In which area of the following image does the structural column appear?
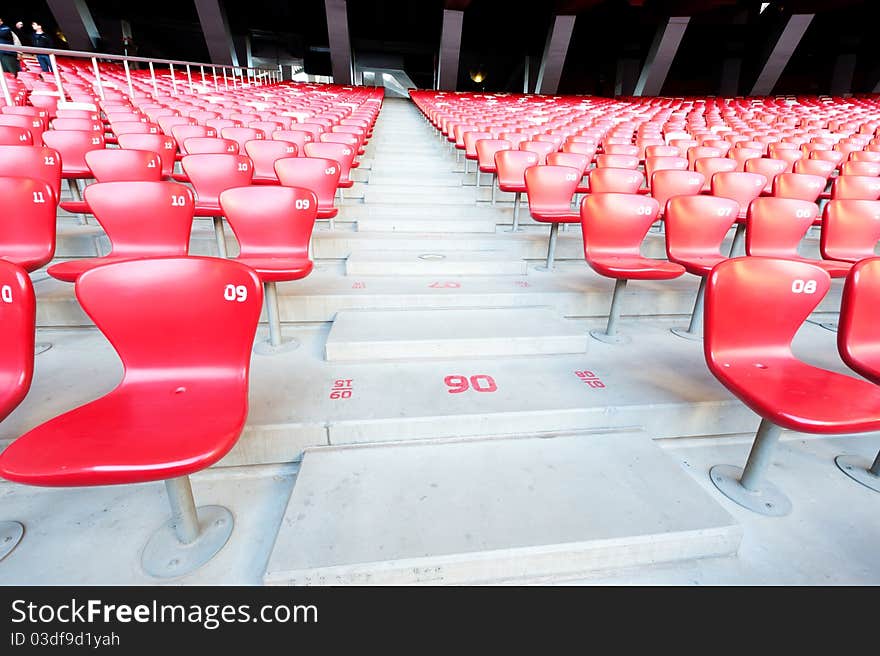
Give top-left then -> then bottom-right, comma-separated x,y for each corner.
46,0 -> 101,51
750,13 -> 814,96
633,16 -> 690,97
534,15 -> 576,95
325,0 -> 353,85
193,0 -> 238,65
437,9 -> 464,91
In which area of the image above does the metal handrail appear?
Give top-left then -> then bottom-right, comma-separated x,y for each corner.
0,42 -> 284,106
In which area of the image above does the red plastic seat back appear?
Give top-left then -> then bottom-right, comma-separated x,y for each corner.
272,129 -> 312,156
596,154 -> 639,169
171,124 -> 216,151
495,150 -> 539,192
84,181 -> 194,257
476,139 -> 512,173
838,257 -> 880,384
524,165 -> 581,218
820,200 -> 880,263
219,186 -> 318,261
181,154 -> 253,207
794,157 -> 836,179
746,198 -> 819,257
183,137 -> 239,155
304,142 -> 355,183
695,157 -> 738,191
42,130 -> 105,176
0,146 -> 62,200
711,171 -> 767,217
772,172 -> 826,202
704,258 -> 831,390
841,161 -> 880,177
463,131 -> 492,158
111,121 -> 160,136
688,146 -> 723,169
589,167 -> 644,194
85,149 -> 163,183
0,125 -> 33,146
75,257 -> 262,378
831,175 -> 880,200
275,157 -> 341,215
645,156 -> 688,185
0,176 -> 57,271
581,193 -> 661,260
221,127 -> 265,154
245,139 -> 297,181
51,118 -> 103,134
520,140 -> 556,164
117,133 -> 177,178
157,115 -> 195,135
0,114 -> 45,139
547,152 -> 589,176
665,195 -> 739,263
562,141 -> 597,158
0,260 -> 34,421
745,157 -> 790,193
650,169 -> 705,215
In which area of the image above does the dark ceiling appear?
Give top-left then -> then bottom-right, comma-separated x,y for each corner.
3,1 -> 880,95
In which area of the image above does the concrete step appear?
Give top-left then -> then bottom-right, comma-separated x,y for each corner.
0,317 -> 852,467
345,250 -> 527,276
324,306 -> 589,361
363,184 -> 477,205
356,216 -> 497,233
34,260 -> 844,326
366,171 -> 463,186
263,430 -> 741,585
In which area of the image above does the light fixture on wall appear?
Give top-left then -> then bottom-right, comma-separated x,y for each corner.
470,69 -> 486,84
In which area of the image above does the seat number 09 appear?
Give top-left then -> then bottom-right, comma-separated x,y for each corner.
791,279 -> 817,294
295,198 -> 310,210
224,284 -> 248,302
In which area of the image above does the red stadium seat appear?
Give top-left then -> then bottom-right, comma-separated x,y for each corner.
745,158 -> 790,194
665,195 -> 739,339
650,169 -> 705,218
710,171 -> 767,256
525,165 -> 581,270
595,154 -> 639,170
794,157 -> 836,180
495,149 -> 539,231
0,125 -> 33,146
820,200 -> 880,263
272,129 -> 312,156
221,127 -> 265,154
831,175 -> 880,200
181,154 -> 254,257
275,157 -> 342,225
462,130 -> 491,176
835,257 -> 880,491
772,172 -> 826,208
0,114 -> 45,141
0,260 -> 35,560
182,137 -> 239,155
588,168 -> 644,194
0,146 -> 62,201
0,257 -> 262,578
476,139 -> 512,203
747,198 -> 851,277
645,156 -> 688,187
304,141 -> 356,192
695,157 -> 738,192
117,133 -> 177,179
47,182 -> 194,282
0,176 -> 57,272
220,186 -> 318,352
520,140 -> 556,165
581,193 -> 685,343
841,161 -> 880,177
85,149 -> 163,182
704,257 -> 880,515
245,139 -> 297,184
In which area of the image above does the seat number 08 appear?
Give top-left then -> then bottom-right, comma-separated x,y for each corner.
791,279 -> 817,294
224,284 -> 248,302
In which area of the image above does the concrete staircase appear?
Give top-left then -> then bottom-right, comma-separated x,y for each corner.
4,96 -> 878,586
